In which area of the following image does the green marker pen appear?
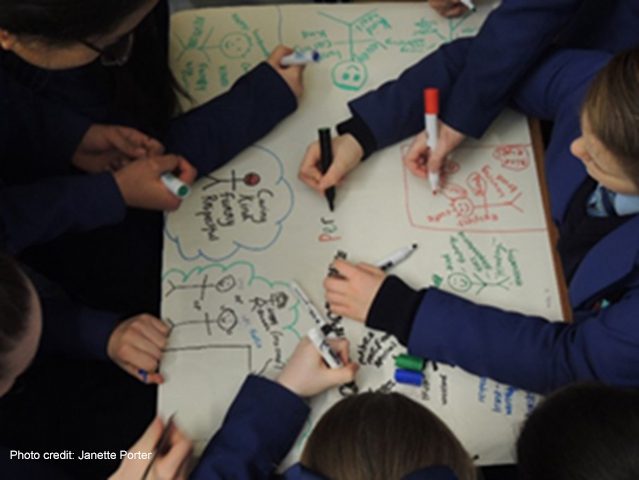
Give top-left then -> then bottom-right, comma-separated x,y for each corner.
161,173 -> 190,199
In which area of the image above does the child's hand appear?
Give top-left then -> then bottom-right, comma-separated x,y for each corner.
107,314 -> 171,384
267,45 -> 304,99
299,133 -> 364,195
73,124 -> 165,173
277,337 -> 358,397
113,155 -> 197,211
428,0 -> 468,17
323,259 -> 386,322
109,417 -> 192,480
404,123 -> 465,180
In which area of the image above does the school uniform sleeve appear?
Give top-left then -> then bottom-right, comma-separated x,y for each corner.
0,173 -> 126,254
37,101 -> 92,174
408,288 -> 639,394
343,38 -> 472,153
29,269 -> 118,361
0,66 -> 91,175
339,1 -> 590,154
441,0 -> 584,138
167,63 -> 297,176
367,278 -> 639,394
191,375 -> 309,480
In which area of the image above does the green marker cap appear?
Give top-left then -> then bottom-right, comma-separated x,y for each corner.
177,185 -> 190,198
395,353 -> 425,372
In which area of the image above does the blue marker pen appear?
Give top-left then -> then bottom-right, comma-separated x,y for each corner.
280,50 -> 321,66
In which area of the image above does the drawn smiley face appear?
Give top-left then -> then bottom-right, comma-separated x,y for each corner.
332,60 -> 368,91
215,274 -> 237,293
220,32 -> 252,59
217,307 -> 238,334
452,197 -> 475,217
447,272 -> 472,293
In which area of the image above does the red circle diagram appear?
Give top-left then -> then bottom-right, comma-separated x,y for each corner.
493,145 -> 530,171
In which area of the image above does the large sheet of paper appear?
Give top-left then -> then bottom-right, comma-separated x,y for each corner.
160,2 -> 564,466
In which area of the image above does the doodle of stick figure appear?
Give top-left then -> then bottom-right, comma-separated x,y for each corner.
203,170 -> 261,191
448,272 -> 510,295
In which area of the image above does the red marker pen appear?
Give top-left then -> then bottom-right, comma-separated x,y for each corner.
424,88 -> 440,194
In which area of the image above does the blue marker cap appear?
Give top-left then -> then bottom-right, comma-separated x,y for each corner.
138,368 -> 149,383
394,368 -> 424,386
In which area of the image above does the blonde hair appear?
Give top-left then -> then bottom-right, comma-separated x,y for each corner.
583,49 -> 639,187
301,392 -> 476,480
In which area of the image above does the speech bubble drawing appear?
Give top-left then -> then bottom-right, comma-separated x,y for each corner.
165,145 -> 295,262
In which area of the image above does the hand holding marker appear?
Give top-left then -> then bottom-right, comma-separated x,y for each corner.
290,281 -> 345,369
161,172 -> 190,199
319,128 -> 336,211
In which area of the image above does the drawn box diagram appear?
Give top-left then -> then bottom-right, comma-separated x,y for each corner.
402,143 -> 547,234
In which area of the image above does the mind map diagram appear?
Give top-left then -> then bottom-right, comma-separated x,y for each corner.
403,143 -> 546,233
291,8 -> 480,92
164,144 -> 294,262
170,6 -> 483,100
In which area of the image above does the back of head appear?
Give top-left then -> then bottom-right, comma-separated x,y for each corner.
0,253 -> 31,381
517,383 -> 639,480
301,392 -> 476,480
583,49 -> 639,188
0,0 -> 146,46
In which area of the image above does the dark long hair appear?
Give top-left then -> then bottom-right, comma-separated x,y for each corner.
302,392 -> 476,480
0,0 -> 183,134
518,383 -> 639,480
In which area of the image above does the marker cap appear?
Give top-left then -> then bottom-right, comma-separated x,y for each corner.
424,88 -> 439,115
395,354 -> 425,372
394,368 -> 424,386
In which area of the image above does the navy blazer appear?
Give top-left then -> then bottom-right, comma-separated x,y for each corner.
192,375 -> 461,480
359,37 -> 639,393
349,1 -> 639,150
349,1 -> 639,146
441,0 -> 639,139
0,61 -> 126,255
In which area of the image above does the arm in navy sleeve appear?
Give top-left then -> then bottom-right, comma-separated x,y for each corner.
29,269 -> 118,361
407,288 -> 639,394
345,38 -> 472,152
368,276 -> 639,394
0,173 -> 126,254
191,375 -> 309,480
0,70 -> 91,177
167,63 -> 297,176
442,0 -> 584,138
342,1 -> 587,152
